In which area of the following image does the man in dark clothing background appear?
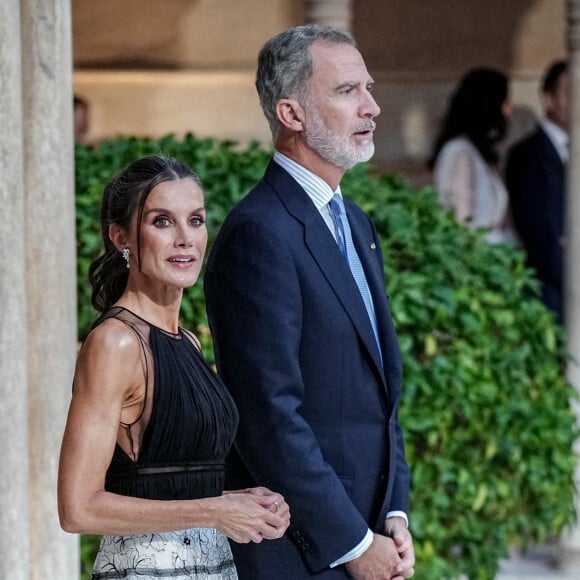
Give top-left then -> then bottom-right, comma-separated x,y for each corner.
506,60 -> 569,323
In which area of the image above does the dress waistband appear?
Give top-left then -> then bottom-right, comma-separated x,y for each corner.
107,460 -> 225,484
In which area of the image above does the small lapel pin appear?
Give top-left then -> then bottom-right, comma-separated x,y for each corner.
370,243 -> 376,250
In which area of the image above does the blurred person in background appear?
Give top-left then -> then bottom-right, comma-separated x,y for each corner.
505,60 -> 569,323
74,94 -> 96,146
429,68 -> 517,245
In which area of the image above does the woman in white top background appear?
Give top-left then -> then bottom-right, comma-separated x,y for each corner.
429,68 -> 518,245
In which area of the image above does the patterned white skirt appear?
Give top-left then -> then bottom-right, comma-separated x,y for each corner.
91,527 -> 238,579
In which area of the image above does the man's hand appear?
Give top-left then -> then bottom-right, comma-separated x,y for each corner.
345,533 -> 403,580
385,517 -> 415,579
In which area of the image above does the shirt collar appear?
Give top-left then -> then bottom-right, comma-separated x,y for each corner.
541,119 -> 569,161
273,151 -> 341,210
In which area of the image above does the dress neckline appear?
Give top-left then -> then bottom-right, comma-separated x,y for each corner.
115,306 -> 182,339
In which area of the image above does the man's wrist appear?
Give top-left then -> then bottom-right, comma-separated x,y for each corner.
329,528 -> 373,567
385,510 -> 408,527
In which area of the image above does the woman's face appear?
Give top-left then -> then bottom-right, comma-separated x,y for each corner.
501,99 -> 513,120
128,177 -> 207,291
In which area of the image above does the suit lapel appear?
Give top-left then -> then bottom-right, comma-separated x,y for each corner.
264,162 -> 386,383
538,127 -> 565,172
537,128 -> 566,231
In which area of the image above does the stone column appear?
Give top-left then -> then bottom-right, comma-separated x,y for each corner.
563,0 -> 580,568
20,0 -> 78,578
306,0 -> 353,32
0,1 -> 30,579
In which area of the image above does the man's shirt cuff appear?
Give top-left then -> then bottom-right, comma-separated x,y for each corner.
329,528 -> 373,567
386,510 -> 408,526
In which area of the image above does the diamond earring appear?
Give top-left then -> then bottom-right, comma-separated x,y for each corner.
122,248 -> 130,269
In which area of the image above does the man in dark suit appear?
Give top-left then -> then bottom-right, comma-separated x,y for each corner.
506,60 -> 569,323
204,24 -> 413,579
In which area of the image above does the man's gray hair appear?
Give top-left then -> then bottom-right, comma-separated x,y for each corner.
256,24 -> 356,141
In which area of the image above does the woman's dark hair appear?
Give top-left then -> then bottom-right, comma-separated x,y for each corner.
89,155 -> 202,313
429,67 -> 509,167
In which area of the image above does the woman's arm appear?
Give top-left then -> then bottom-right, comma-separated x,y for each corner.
57,319 -> 289,541
435,144 -> 476,224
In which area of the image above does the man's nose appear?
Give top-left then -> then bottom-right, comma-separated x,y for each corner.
363,90 -> 381,119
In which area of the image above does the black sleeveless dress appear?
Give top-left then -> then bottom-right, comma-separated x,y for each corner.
90,307 -> 239,580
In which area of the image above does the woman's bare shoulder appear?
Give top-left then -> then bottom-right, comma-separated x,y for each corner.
78,317 -> 143,365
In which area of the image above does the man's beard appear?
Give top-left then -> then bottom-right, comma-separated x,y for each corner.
303,104 -> 376,170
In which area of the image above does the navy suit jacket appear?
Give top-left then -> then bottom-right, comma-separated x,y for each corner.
505,125 -> 565,321
204,160 -> 410,579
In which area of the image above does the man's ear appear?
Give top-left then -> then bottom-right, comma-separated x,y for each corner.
276,98 -> 306,132
109,223 -> 128,251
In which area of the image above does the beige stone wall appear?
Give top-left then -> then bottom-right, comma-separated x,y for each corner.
355,0 -> 567,179
356,0 -> 565,75
73,0 -> 304,68
74,70 -> 271,145
72,0 -> 303,148
72,0 -> 568,180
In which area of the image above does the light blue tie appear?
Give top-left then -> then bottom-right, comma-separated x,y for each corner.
329,193 -> 381,356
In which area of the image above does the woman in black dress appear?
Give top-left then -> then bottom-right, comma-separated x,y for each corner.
58,155 -> 290,579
